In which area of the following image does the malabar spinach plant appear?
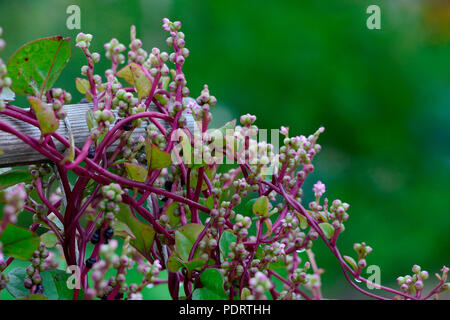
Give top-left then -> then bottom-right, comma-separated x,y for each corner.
0,19 -> 448,300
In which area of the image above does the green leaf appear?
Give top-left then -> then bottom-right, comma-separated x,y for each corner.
5,268 -> 29,298
298,214 -> 308,229
117,63 -> 152,101
19,294 -> 48,300
240,288 -> 251,300
343,255 -> 358,271
0,222 -> 40,260
40,231 -> 58,248
219,230 -> 237,261
252,196 -> 269,217
124,162 -> 148,182
0,169 -> 32,189
116,203 -> 155,259
167,251 -> 185,273
166,202 -> 180,226
6,268 -> 81,300
185,258 -> 206,271
205,195 -> 214,209
319,222 -> 334,239
75,77 -> 90,94
85,109 -> 97,131
145,139 -> 172,170
7,36 -> 71,96
192,268 -> 228,300
46,269 -> 83,300
175,223 -> 204,261
28,96 -> 60,134
60,131 -> 75,164
114,220 -> 135,239
154,93 -> 168,105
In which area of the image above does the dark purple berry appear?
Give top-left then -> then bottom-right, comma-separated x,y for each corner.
164,180 -> 173,191
86,257 -> 96,269
122,121 -> 133,131
80,98 -> 89,104
35,284 -> 44,294
115,292 -> 124,300
91,229 -> 100,244
87,145 -> 95,159
104,228 -> 114,240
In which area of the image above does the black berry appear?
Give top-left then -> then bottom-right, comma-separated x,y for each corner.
122,121 -> 133,131
35,284 -> 44,294
115,292 -> 124,300
164,180 -> 173,191
87,145 -> 95,159
91,229 -> 100,244
86,257 -> 96,269
104,228 -> 114,240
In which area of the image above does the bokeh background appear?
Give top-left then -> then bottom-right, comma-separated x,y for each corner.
0,0 -> 449,299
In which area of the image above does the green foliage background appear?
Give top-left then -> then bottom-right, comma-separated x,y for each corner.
0,0 -> 449,299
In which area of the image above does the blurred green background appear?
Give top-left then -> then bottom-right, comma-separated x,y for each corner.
0,0 -> 449,299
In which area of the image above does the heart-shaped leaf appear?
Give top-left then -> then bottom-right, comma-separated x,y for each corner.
7,36 -> 70,97
0,222 -> 40,260
6,268 -> 83,300
117,63 -> 152,101
145,139 -> 172,170
28,96 -> 59,134
252,196 -> 269,217
124,163 -> 148,182
75,77 -> 90,94
116,203 -> 155,259
175,223 -> 204,261
192,268 -> 228,300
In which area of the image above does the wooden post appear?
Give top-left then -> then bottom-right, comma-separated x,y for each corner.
0,102 -> 194,167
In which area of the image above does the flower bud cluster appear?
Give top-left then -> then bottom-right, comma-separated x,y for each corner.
247,271 -> 272,300
112,89 -> 139,117
146,123 -> 166,150
397,265 -> 430,293
104,38 -> 126,64
328,199 -> 350,231
24,243 -> 49,294
279,128 -> 324,178
281,229 -> 309,252
75,32 -> 93,49
49,88 -> 71,120
2,183 -> 27,224
98,183 -> 123,228
209,201 -> 235,227
353,242 -> 373,270
261,242 -> 286,267
128,27 -> 148,65
232,214 -> 252,238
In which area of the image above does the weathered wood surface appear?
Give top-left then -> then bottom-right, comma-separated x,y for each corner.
0,102 -> 194,167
